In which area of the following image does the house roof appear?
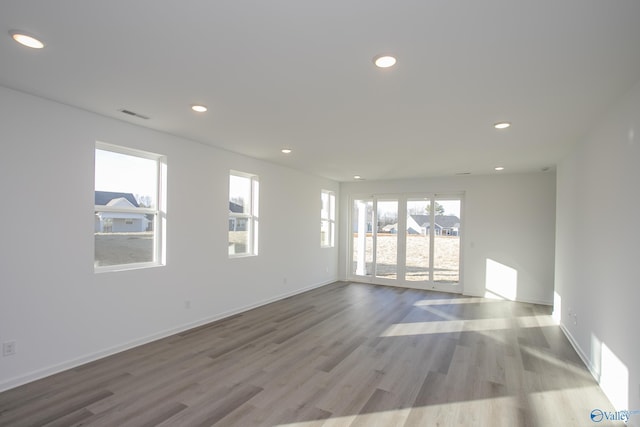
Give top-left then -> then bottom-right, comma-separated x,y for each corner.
95,191 -> 139,207
106,197 -> 136,208
409,214 -> 460,229
229,201 -> 244,213
410,215 -> 430,228
435,215 -> 461,229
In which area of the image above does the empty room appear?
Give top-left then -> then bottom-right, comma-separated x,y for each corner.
1,1 -> 639,426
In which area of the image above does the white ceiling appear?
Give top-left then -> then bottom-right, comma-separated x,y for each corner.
2,1 -> 640,182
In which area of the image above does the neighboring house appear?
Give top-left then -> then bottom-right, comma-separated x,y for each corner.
408,214 -> 460,236
95,191 -> 149,233
228,201 -> 248,231
381,223 -> 398,233
407,215 -> 431,235
434,215 -> 460,236
95,191 -> 139,207
377,215 -> 460,236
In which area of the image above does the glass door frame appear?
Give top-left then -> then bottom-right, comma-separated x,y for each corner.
348,192 -> 464,293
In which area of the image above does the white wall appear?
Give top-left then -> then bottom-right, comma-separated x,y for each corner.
0,86 -> 339,391
339,172 -> 557,304
555,79 -> 640,421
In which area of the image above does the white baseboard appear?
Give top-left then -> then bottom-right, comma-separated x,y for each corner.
0,279 -> 335,393
463,291 -> 553,306
558,322 -> 600,383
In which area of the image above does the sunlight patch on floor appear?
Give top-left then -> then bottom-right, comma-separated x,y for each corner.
414,297 -> 500,306
517,314 -> 555,328
274,388 -> 622,427
275,397 -> 519,427
527,386 -> 627,426
380,316 -> 549,337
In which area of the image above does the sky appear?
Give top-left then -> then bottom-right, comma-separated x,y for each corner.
229,174 -> 250,205
379,199 -> 461,218
95,149 -> 157,205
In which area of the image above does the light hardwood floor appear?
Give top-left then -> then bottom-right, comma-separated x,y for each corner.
0,282 -> 623,426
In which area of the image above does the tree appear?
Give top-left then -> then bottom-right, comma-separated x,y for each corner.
135,194 -> 152,208
426,202 -> 445,216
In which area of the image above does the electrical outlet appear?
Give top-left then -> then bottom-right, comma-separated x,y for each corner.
2,341 -> 16,357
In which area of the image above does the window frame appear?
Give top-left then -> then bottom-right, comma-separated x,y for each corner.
321,189 -> 336,248
229,170 -> 259,258
349,192 -> 464,292
94,142 -> 166,272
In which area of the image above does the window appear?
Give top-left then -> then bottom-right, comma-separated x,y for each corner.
229,171 -> 259,256
94,143 -> 166,271
321,190 -> 336,247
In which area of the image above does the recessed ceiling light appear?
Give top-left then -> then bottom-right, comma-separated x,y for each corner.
494,122 -> 511,130
9,30 -> 45,49
191,105 -> 207,113
281,148 -> 292,154
494,166 -> 505,171
354,175 -> 362,180
373,55 -> 397,68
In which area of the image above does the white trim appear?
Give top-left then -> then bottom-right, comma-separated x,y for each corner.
0,279 -> 337,393
348,192 -> 465,292
94,205 -> 157,215
228,252 -> 258,259
321,189 -> 336,248
94,142 -> 166,271
229,171 -> 259,258
463,290 -> 553,306
94,261 -> 164,274
229,213 -> 252,219
559,322 -> 600,382
229,169 -> 256,180
96,140 -> 163,161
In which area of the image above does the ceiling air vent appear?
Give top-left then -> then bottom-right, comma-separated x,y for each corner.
119,109 -> 150,120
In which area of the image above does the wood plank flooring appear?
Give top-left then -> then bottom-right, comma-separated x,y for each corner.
0,282 -> 623,426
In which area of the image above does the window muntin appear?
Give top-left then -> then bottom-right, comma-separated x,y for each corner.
94,143 -> 165,271
406,198 -> 431,281
352,199 -> 374,276
229,171 -> 259,257
321,190 -> 335,247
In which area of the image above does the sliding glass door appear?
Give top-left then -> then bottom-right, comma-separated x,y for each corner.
351,194 -> 462,292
